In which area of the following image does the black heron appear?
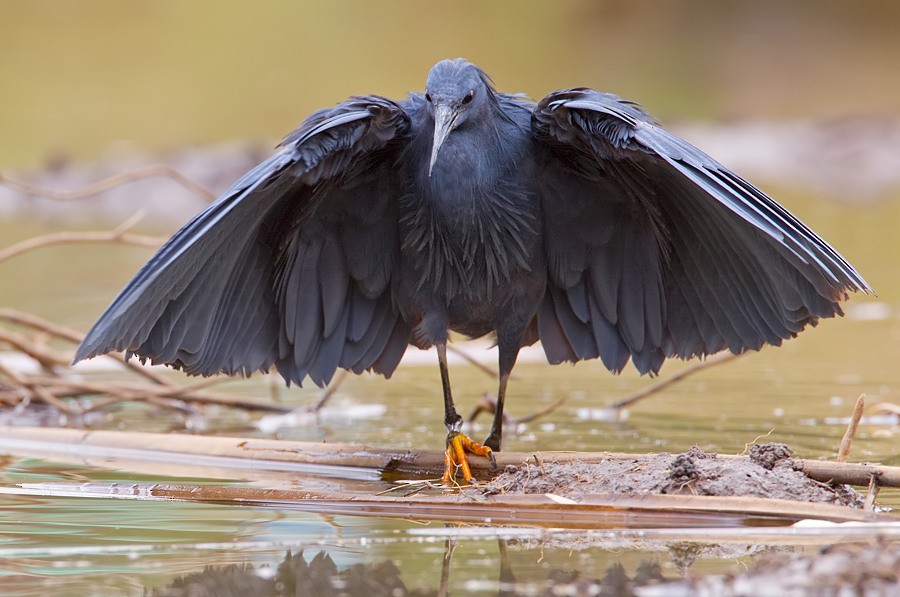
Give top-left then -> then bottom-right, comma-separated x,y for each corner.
75,59 -> 870,483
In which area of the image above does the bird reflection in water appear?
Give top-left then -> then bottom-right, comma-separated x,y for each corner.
149,544 -> 670,597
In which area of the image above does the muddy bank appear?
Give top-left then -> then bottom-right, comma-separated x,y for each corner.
481,444 -> 864,508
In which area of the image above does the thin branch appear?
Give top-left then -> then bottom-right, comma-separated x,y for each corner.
0,165 -> 215,203
0,211 -> 165,264
609,351 -> 742,410
0,315 -> 277,414
169,376 -> 233,394
0,362 -> 80,414
465,393 -> 567,427
866,401 -> 900,416
29,384 -> 82,415
4,479 -> 885,526
515,395 -> 568,425
309,369 -> 349,412
466,393 -> 515,428
0,309 -> 177,387
438,536 -> 455,597
446,344 -> 503,379
0,328 -> 70,370
22,375 -> 291,413
0,309 -> 87,344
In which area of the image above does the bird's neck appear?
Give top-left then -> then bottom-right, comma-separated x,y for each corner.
425,118 -> 519,206
399,117 -> 538,303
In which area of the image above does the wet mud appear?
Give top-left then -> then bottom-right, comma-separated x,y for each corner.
482,444 -> 863,507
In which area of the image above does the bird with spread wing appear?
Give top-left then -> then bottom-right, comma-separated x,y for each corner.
75,59 -> 870,485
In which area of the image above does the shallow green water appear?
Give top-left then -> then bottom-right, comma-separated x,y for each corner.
2,2 -> 900,591
3,1 -> 900,169
1,187 -> 899,593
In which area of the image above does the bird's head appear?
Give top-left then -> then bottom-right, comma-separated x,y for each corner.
425,59 -> 491,176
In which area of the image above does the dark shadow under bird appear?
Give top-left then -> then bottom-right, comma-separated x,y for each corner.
75,59 -> 870,483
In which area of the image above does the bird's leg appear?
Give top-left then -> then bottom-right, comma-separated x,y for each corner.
484,337 -> 520,452
437,342 -> 462,432
484,371 -> 510,452
437,342 -> 496,485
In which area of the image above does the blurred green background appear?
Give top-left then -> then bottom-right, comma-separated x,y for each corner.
2,3 -> 899,594
2,0 -> 899,169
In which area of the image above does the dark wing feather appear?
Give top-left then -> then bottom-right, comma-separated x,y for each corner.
532,89 -> 870,374
75,96 -> 413,386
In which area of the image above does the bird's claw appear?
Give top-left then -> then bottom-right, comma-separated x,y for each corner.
442,431 -> 496,485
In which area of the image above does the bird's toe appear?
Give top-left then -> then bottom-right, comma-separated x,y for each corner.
442,431 -> 495,485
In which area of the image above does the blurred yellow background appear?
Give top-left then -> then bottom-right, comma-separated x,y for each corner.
2,0 -> 899,169
1,8 -> 899,591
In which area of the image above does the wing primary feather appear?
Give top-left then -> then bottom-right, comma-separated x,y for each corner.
537,291 -> 578,364
319,234 -> 351,338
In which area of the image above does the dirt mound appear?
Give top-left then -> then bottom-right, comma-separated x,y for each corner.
482,444 -> 863,507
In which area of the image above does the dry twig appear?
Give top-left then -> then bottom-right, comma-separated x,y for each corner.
0,165 -> 215,203
0,328 -> 69,371
309,369 -> 349,412
466,393 -> 568,429
0,308 -> 176,387
446,343 -> 504,379
610,351 -> 742,410
0,361 -> 80,414
867,402 -> 900,416
0,310 -> 283,415
0,211 -> 164,264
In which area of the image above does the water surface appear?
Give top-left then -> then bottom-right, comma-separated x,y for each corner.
1,199 -> 898,592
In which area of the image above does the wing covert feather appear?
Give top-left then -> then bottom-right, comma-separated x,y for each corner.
76,96 -> 414,386
532,88 -> 869,374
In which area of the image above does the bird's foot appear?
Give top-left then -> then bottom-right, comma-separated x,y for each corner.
442,431 -> 497,485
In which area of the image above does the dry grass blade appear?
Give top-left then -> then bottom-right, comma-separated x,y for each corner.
865,475 -> 880,511
838,393 -> 866,462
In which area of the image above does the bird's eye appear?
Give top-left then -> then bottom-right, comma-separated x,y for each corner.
462,91 -> 474,105
425,93 -> 432,103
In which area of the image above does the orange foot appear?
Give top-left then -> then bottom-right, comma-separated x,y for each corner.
442,431 -> 497,485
